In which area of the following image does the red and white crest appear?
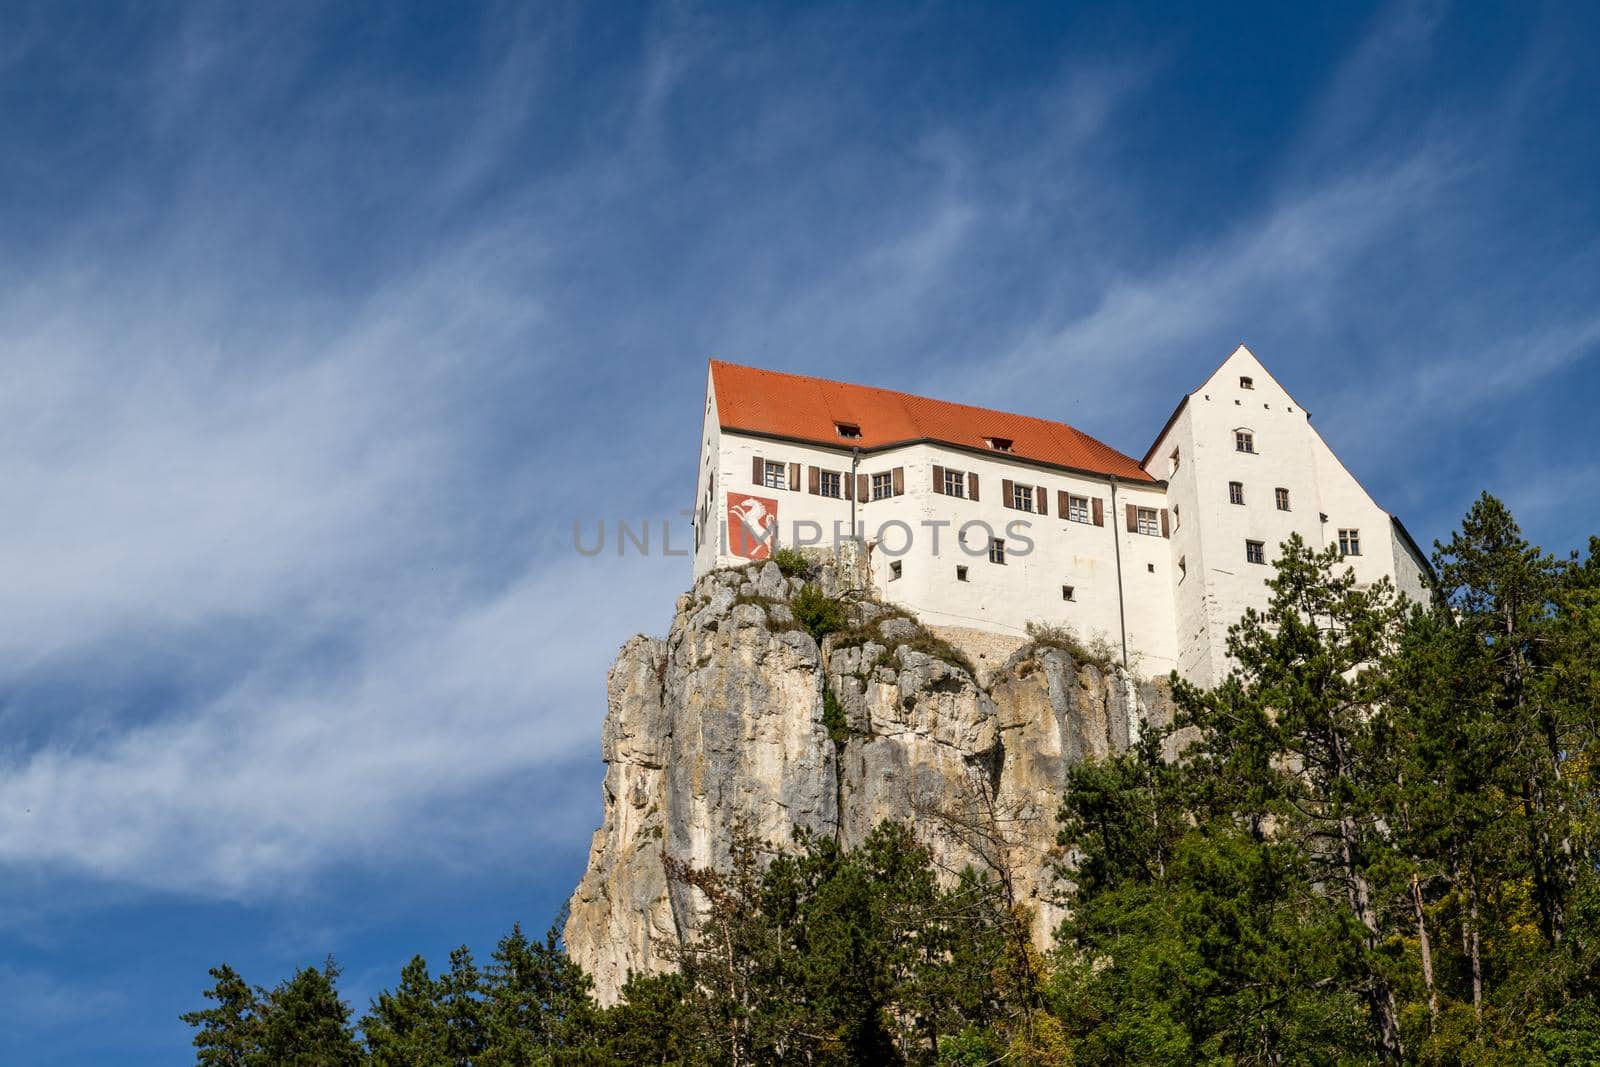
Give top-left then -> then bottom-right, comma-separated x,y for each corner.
726,492 -> 778,560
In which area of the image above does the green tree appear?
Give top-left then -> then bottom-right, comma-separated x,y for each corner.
364,955 -> 446,1065
258,958 -> 364,1067
480,920 -> 598,1065
181,964 -> 264,1067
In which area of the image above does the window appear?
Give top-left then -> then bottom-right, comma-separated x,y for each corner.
835,422 -> 861,439
986,437 -> 1013,453
1137,507 -> 1160,537
1240,376 -> 1254,389
1170,447 -> 1180,474
1147,563 -> 1155,573
819,471 -> 841,498
1236,430 -> 1255,453
956,565 -> 969,581
1061,585 -> 1075,601
989,539 -> 1006,565
1067,494 -> 1091,523
1172,504 -> 1181,529
1275,487 -> 1290,511
1229,481 -> 1244,505
871,472 -> 893,500
1338,529 -> 1361,557
1011,483 -> 1033,512
1246,540 -> 1266,565
1178,556 -> 1187,581
889,560 -> 902,580
764,461 -> 786,489
943,469 -> 965,497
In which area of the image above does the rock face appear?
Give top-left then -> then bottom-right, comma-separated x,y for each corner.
565,562 -> 1172,1004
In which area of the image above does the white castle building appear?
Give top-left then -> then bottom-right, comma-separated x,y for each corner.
690,345 -> 1432,687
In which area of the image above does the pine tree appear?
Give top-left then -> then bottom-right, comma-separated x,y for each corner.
258,958 -> 364,1067
181,964 -> 264,1067
480,919 -> 597,1065
364,955 -> 446,1066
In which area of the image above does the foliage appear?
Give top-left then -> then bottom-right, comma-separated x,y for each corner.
790,582 -> 848,640
770,546 -> 811,578
821,685 -> 850,744
1023,621 -> 1106,668
1052,498 -> 1600,1064
186,493 -> 1600,1065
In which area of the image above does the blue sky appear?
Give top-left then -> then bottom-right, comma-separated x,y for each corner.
1,2 -> 1596,1062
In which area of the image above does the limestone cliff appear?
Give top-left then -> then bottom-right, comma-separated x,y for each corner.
564,561 -> 1172,1004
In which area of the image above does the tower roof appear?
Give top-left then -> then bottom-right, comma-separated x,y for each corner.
709,360 -> 1154,482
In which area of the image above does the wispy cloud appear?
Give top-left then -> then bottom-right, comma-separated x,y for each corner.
0,0 -> 1595,912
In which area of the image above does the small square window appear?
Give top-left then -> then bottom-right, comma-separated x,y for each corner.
819,471 -> 841,498
1275,487 -> 1290,511
956,565 -> 969,581
1229,481 -> 1244,505
1236,430 -> 1255,453
943,469 -> 965,498
835,422 -> 861,439
871,472 -> 893,500
1246,540 -> 1266,565
1169,447 -> 1180,474
1338,529 -> 1362,557
1147,563 -> 1155,573
1178,556 -> 1187,580
1067,494 -> 1091,523
986,437 -> 1013,453
1240,376 -> 1254,389
989,539 -> 1006,565
1172,504 -> 1181,529
1061,584 -> 1074,601
1011,484 -> 1033,511
1136,507 -> 1160,537
764,460 -> 786,490
889,560 -> 902,580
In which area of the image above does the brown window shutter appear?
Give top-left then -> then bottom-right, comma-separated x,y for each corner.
1092,497 -> 1104,526
845,473 -> 854,501
857,473 -> 869,501
1036,485 -> 1047,515
1002,478 -> 1014,509
932,464 -> 945,494
752,456 -> 764,485
1058,490 -> 1069,518
968,473 -> 979,501
892,467 -> 904,496
808,466 -> 820,495
1126,503 -> 1137,533
789,462 -> 801,491
1160,508 -> 1170,538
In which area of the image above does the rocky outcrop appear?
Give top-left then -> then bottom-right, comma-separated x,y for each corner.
565,562 -> 1171,1004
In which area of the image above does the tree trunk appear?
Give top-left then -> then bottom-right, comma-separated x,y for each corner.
1340,813 -> 1405,1062
1411,872 -> 1439,1024
1468,867 -> 1483,1022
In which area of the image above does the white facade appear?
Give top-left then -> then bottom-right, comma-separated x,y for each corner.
692,346 -> 1432,687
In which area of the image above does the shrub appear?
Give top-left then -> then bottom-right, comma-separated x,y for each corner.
821,687 -> 850,745
791,583 -> 848,640
771,546 -> 810,578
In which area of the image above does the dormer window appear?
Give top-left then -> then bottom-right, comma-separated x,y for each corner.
1240,376 -> 1254,389
835,422 -> 861,439
985,437 -> 1013,453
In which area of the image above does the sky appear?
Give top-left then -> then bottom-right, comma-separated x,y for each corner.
0,1 -> 1597,1062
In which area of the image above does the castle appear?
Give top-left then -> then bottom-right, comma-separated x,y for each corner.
690,345 -> 1432,686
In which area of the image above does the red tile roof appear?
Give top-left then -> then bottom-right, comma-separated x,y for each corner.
710,360 -> 1154,482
